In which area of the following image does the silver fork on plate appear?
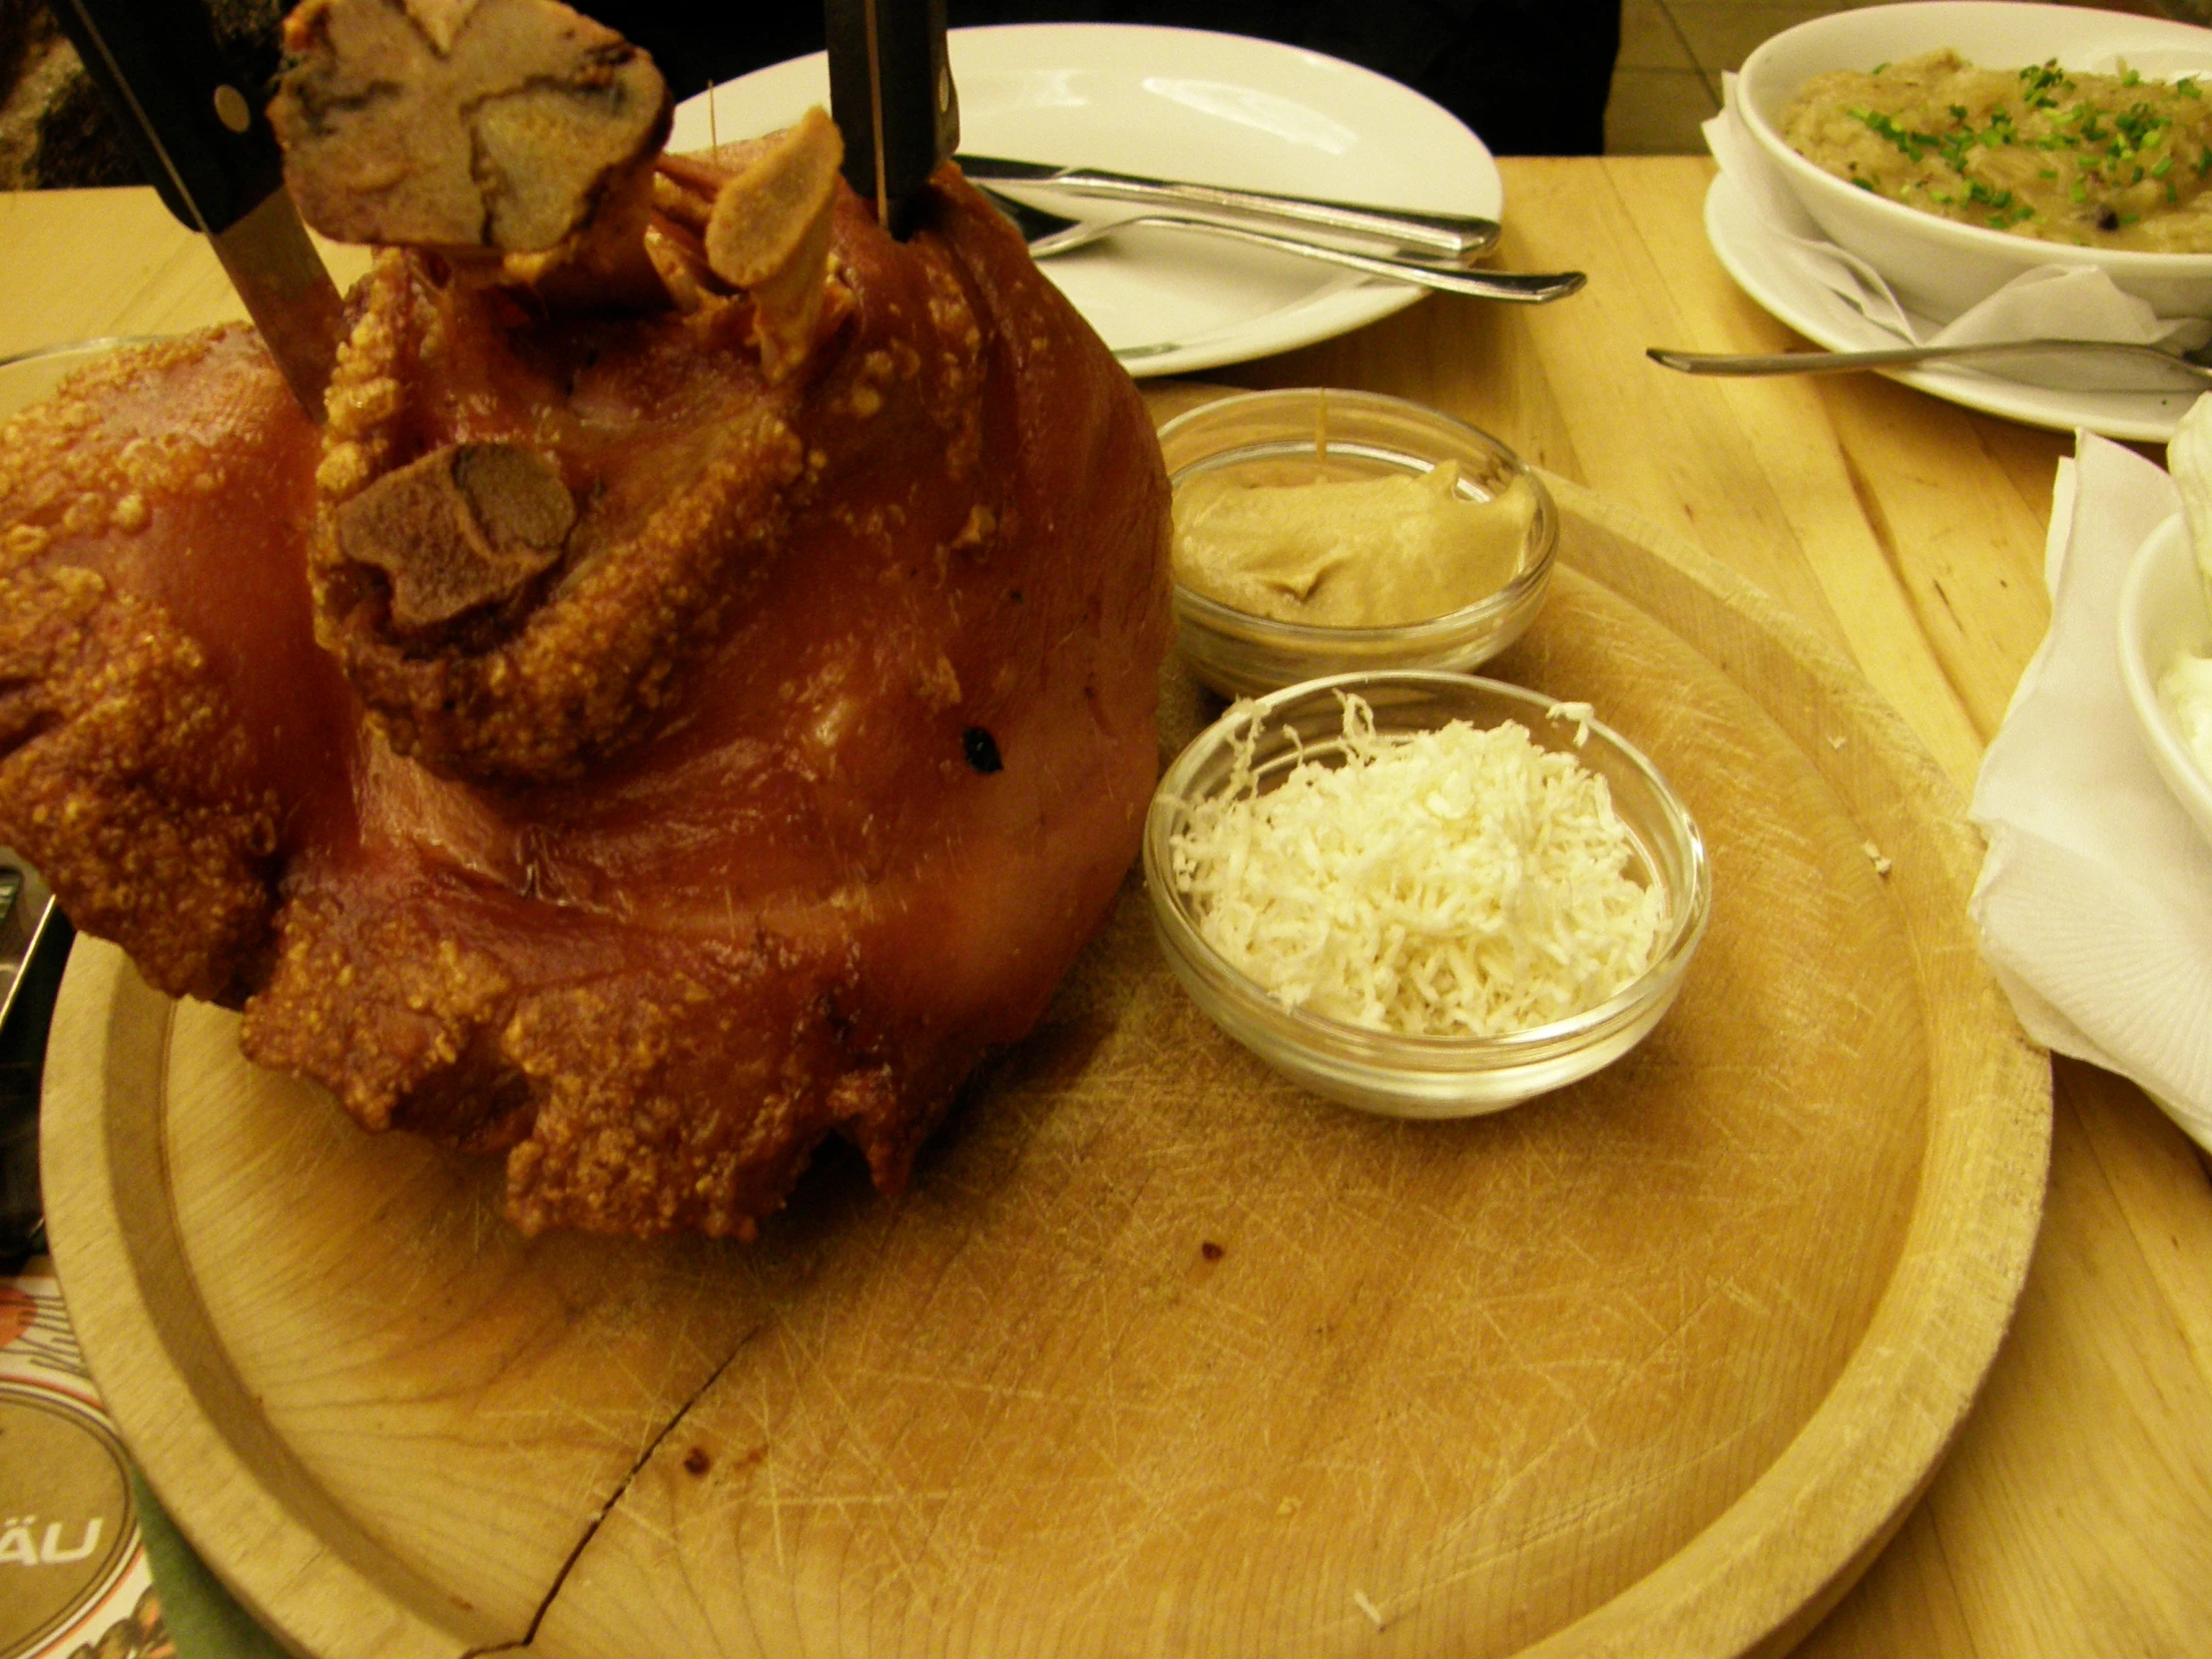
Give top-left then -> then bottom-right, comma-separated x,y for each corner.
981,188 -> 1586,304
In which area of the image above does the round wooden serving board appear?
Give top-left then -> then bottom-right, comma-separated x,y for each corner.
42,469 -> 2048,1659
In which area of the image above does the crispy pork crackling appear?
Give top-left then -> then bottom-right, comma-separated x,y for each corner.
0,0 -> 1172,1237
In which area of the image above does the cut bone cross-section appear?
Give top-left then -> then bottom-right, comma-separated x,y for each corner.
271,0 -> 671,257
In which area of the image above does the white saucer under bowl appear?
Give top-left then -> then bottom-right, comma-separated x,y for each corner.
1704,173 -> 2199,443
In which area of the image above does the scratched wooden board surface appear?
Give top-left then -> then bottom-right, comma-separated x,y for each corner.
42,477 -> 2047,1659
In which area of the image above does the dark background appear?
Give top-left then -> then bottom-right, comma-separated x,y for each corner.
0,0 -> 1619,188
598,1 -> 1620,157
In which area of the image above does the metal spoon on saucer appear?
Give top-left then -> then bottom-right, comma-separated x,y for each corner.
1649,338 -> 2212,387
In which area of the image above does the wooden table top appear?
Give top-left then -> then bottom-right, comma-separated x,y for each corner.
4,156 -> 2210,1657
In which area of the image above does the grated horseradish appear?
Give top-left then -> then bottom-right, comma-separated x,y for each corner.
1170,694 -> 1666,1037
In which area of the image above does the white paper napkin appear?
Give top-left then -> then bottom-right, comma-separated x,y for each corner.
1706,75 -> 2212,366
1969,432 -> 2212,1144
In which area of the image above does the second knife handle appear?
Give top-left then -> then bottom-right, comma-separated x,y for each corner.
51,0 -> 285,235
825,0 -> 960,238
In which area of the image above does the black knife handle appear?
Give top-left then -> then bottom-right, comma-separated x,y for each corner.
825,0 -> 958,238
49,0 -> 283,236
0,912 -> 71,1272
0,855 -> 71,1274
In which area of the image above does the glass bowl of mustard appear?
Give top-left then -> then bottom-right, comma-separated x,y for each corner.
1156,388 -> 1556,699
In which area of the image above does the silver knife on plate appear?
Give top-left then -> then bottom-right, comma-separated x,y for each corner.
955,153 -> 1501,264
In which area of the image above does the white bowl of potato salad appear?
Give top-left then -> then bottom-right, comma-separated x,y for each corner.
1738,3 -> 2212,321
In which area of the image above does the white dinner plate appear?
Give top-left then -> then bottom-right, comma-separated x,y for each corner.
1704,173 -> 2198,444
672,25 -> 1502,377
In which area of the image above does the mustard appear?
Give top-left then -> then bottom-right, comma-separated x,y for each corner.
1172,461 -> 1533,628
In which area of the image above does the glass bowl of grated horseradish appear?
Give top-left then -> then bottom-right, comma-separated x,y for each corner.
1144,671 -> 1711,1117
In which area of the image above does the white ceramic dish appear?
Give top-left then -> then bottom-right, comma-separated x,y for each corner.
1705,172 -> 2197,442
0,337 -> 150,415
2118,511 -> 2212,851
672,24 -> 1502,376
1736,2 -> 2212,323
